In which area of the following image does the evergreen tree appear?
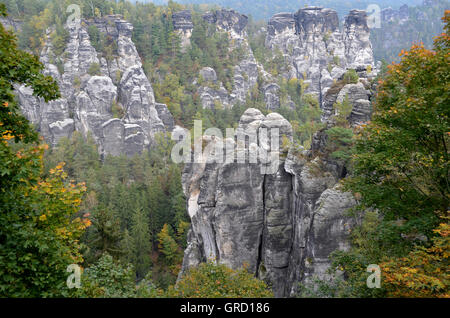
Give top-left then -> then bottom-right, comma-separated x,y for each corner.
157,224 -> 182,275
86,205 -> 123,262
131,207 -> 152,279
120,229 -> 136,266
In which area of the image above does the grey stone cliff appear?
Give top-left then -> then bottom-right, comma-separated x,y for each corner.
180,108 -> 356,297
265,7 -> 377,109
17,15 -> 174,157
172,10 -> 194,49
174,8 -> 278,111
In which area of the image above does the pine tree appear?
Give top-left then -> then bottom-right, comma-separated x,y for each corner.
119,229 -> 136,266
147,176 -> 170,237
87,205 -> 123,262
157,224 -> 181,275
131,207 -> 152,279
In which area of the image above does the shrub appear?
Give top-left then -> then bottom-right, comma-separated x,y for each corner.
325,126 -> 354,164
333,55 -> 340,66
88,62 -> 101,76
77,253 -> 162,298
77,253 -> 135,298
167,261 -> 273,298
332,94 -> 353,126
343,69 -> 359,84
111,100 -> 125,118
73,76 -> 81,88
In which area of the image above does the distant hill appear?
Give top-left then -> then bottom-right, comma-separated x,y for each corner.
146,0 -> 424,20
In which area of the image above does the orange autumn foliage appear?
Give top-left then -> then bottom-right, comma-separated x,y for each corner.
381,219 -> 450,298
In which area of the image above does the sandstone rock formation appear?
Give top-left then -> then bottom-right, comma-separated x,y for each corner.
172,10 -> 194,49
180,108 -> 356,297
200,9 -> 263,108
264,83 -> 281,111
202,9 -> 248,40
0,16 -> 22,32
174,8 -> 279,111
197,67 -> 232,110
321,80 -> 373,125
179,8 -> 379,296
265,7 -> 377,108
17,15 -> 174,157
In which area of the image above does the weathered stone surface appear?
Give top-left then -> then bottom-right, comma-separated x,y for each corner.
0,16 -> 22,32
195,43 -> 265,110
101,118 -> 125,157
336,82 -> 371,125
172,10 -> 194,30
197,9 -> 277,110
231,53 -> 259,104
17,81 -> 75,147
198,85 -> 231,110
321,80 -> 373,125
17,16 -> 173,157
181,109 -> 356,297
199,67 -> 218,83
344,10 -> 374,70
285,181 -> 356,295
155,103 -> 175,132
265,7 -> 377,110
173,10 -> 194,49
264,83 -> 281,110
203,9 -> 248,39
267,12 -> 296,36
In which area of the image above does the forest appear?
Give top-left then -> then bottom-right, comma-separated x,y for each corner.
0,0 -> 448,298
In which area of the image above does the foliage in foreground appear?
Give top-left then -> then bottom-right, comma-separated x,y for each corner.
167,261 -> 273,298
76,253 -> 162,298
381,219 -> 449,297
75,258 -> 272,298
0,3 -> 89,297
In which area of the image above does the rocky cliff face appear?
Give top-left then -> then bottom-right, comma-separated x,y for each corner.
202,9 -> 248,40
321,80 -> 374,126
172,10 -> 194,49
180,108 -> 356,297
174,7 -> 377,116
17,15 -> 174,157
199,9 -> 267,109
266,7 -> 377,109
174,8 -> 277,111
10,5 -> 378,296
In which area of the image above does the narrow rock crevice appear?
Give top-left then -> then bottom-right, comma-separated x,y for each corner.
210,219 -> 220,262
255,173 -> 267,278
